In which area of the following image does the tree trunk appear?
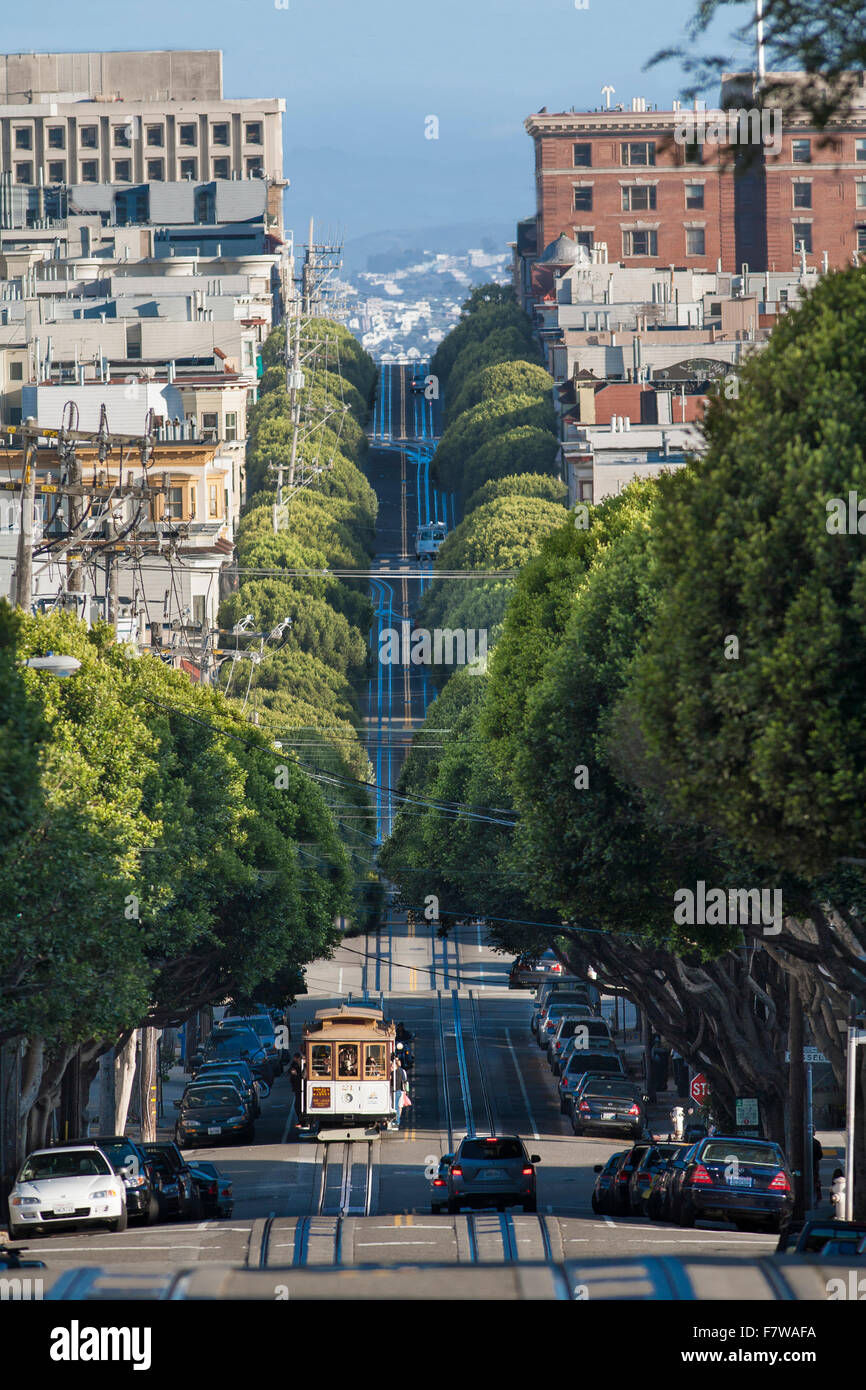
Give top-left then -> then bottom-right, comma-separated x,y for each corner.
139,1028 -> 158,1142
115,1032 -> 138,1134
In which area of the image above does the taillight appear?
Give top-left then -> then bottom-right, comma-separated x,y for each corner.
522,1166 -> 533,1176
207,1184 -> 217,1195
688,1164 -> 713,1185
451,1166 -> 463,1177
769,1171 -> 790,1192
432,1178 -> 445,1187
579,1100 -> 590,1112
628,1104 -> 640,1115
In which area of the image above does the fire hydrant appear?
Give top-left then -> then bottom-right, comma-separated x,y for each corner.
670,1106 -> 685,1140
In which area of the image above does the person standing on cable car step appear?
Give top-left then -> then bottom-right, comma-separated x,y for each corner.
289,1050 -> 304,1126
391,1058 -> 409,1129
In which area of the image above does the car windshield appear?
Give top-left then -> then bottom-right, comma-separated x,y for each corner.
584,1082 -> 638,1098
98,1142 -> 139,1172
460,1139 -> 524,1161
223,1017 -> 271,1041
20,1151 -> 112,1180
701,1142 -> 782,1165
184,1086 -> 241,1109
207,1031 -> 258,1058
566,1054 -> 619,1072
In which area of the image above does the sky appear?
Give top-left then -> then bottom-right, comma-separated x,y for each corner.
3,0 -> 758,243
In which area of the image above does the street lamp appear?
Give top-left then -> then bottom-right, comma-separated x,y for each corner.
24,652 -> 82,678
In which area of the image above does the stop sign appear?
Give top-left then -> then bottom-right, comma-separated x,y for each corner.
690,1072 -> 710,1104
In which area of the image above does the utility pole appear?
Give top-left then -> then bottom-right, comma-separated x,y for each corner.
13,434 -> 37,611
139,1027 -> 158,1143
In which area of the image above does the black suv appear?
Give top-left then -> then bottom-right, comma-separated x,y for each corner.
50,1135 -> 159,1224
142,1141 -> 197,1220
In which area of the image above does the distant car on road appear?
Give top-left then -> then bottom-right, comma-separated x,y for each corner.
410,373 -> 427,393
510,949 -> 565,991
629,1142 -> 693,1217
591,1151 -> 626,1215
8,1145 -> 127,1239
187,1160 -> 234,1219
437,1135 -> 541,1214
559,1051 -> 626,1115
174,1081 -> 254,1149
663,1135 -> 795,1234
571,1078 -> 648,1140
142,1142 -> 196,1221
414,522 -> 447,562
548,1016 -> 614,1072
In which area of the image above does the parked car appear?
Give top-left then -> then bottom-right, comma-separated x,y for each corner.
605,1143 -> 658,1216
142,1141 -> 196,1220
187,1161 -> 234,1219
664,1136 -> 795,1233
218,1014 -> 283,1075
175,1080 -> 254,1148
430,1156 -> 453,1214
775,1218 -> 866,1256
438,1135 -> 541,1214
537,1003 -> 599,1051
510,950 -> 566,990
530,979 -> 586,1032
192,1062 -> 260,1117
559,1051 -> 626,1115
549,1017 -> 616,1073
410,372 -> 427,394
8,1145 -> 127,1239
629,1142 -> 693,1217
571,1079 -> 648,1140
193,1026 -> 275,1083
50,1135 -> 160,1224
591,1151 -> 627,1215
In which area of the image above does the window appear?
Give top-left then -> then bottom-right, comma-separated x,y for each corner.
686,227 -> 706,256
179,123 -> 197,146
573,142 -> 592,167
792,139 -> 811,163
245,156 -> 263,178
337,1044 -> 359,1078
623,228 -> 657,256
244,121 -> 263,145
9,361 -> 23,381
193,596 -> 206,627
793,222 -> 813,252
310,1044 -> 332,1078
48,161 -> 66,183
621,141 -> 655,166
573,186 -> 593,211
579,480 -> 593,502
146,124 -> 164,147
793,182 -> 812,208
114,160 -> 132,182
147,159 -> 165,181
15,162 -> 34,184
213,157 -> 230,180
80,160 -> 98,183
364,1044 -> 387,1079
858,227 -> 866,254
684,182 -> 704,209
48,127 -> 65,150
225,410 -> 238,441
857,139 -> 866,162
179,158 -> 198,181
208,483 -> 219,517
201,412 -> 219,438
79,126 -> 98,149
113,125 -> 131,148
574,230 -> 593,250
684,141 -> 703,165
710,301 -> 722,316
212,122 -> 230,146
243,340 -> 255,367
166,486 -> 184,520
195,187 -> 215,223
14,127 -> 32,150
622,185 -> 656,211
857,185 -> 866,209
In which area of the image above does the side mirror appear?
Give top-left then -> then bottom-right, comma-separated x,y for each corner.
530,1155 -> 541,1165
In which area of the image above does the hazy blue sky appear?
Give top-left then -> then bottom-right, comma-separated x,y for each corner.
4,0 -> 756,242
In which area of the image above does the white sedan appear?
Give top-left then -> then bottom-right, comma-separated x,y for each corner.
8,1145 -> 127,1239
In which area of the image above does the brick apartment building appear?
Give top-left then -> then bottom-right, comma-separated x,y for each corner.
526,72 -> 866,274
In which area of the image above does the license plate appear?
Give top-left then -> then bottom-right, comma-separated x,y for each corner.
601,1112 -> 616,1120
478,1169 -> 501,1180
208,1126 -> 222,1135
727,1175 -> 752,1187
53,1205 -> 74,1214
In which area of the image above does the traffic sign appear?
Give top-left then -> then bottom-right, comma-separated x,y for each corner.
690,1072 -> 710,1103
785,1048 -> 828,1064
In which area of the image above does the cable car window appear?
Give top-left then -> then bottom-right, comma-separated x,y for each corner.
364,1043 -> 387,1079
337,1044 -> 359,1078
310,1044 -> 332,1077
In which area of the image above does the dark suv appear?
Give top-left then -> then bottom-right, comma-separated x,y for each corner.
438,1135 -> 541,1214
664,1135 -> 795,1233
50,1135 -> 159,1224
142,1141 -> 197,1220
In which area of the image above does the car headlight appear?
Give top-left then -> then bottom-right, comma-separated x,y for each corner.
91,1188 -> 119,1199
11,1195 -> 40,1206
125,1174 -> 147,1188
184,1119 -> 201,1127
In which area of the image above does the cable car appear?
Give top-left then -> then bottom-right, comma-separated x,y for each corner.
302,1006 -> 396,1135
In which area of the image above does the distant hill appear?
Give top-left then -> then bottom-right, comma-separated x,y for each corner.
342,220 -> 516,274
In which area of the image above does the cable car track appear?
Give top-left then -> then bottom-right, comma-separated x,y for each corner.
316,1141 -> 375,1218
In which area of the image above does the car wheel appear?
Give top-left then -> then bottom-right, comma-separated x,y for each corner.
523,1198 -> 537,1213
188,1191 -> 203,1222
146,1191 -> 160,1225
110,1209 -> 128,1234
591,1193 -> 599,1213
446,1200 -> 460,1215
677,1201 -> 695,1229
559,1096 -> 566,1115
